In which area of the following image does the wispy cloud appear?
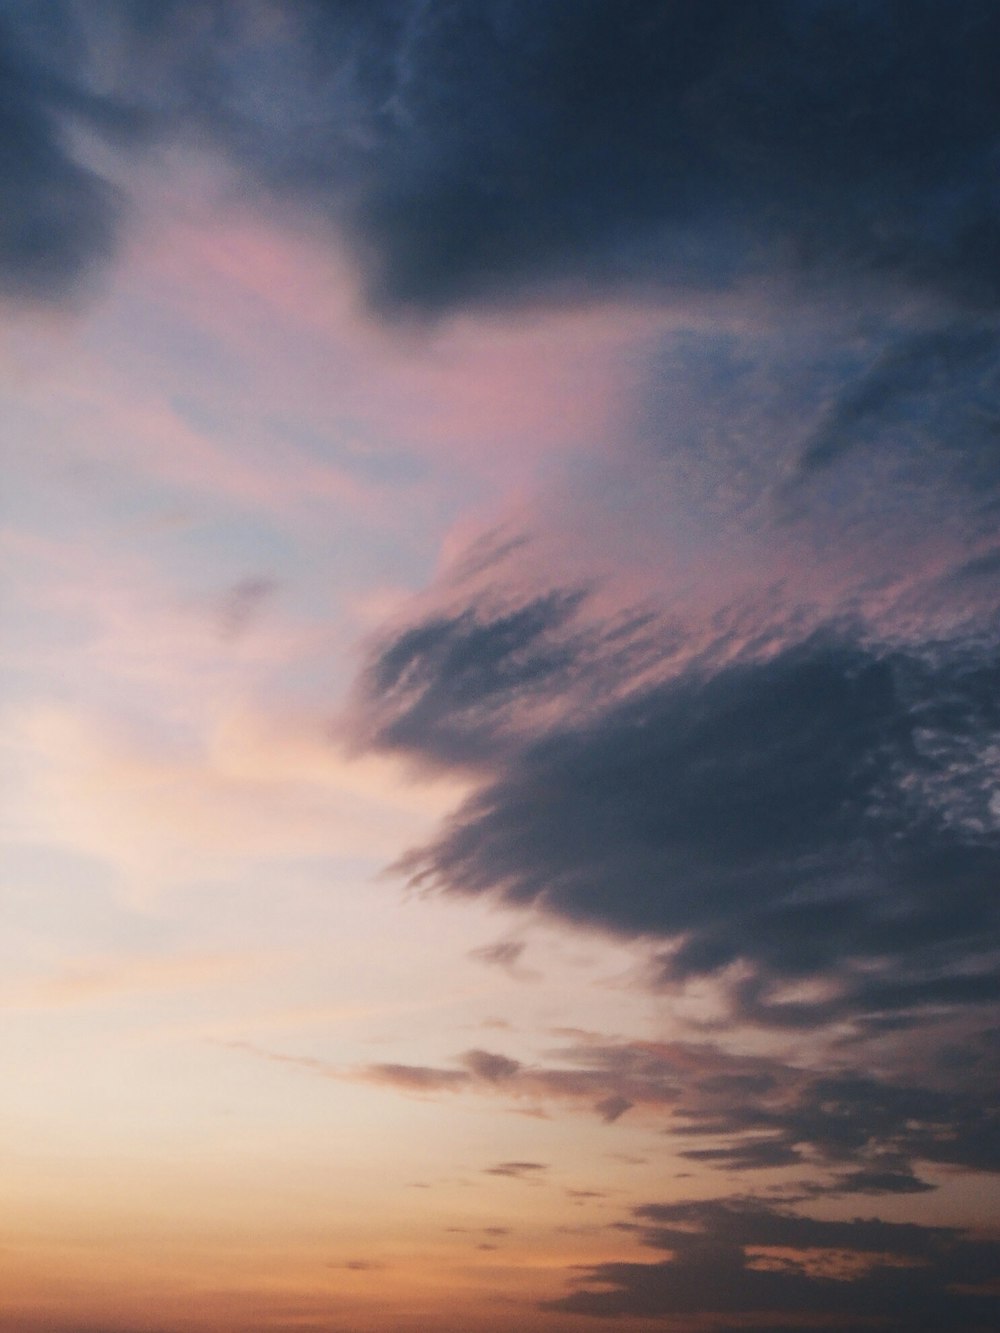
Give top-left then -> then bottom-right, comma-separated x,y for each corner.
0,950 -> 270,1010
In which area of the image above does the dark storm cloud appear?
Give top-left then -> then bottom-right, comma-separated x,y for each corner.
294,0 -> 1000,315
4,2 -> 1000,315
386,626 -> 1000,1031
546,1196 -> 1000,1327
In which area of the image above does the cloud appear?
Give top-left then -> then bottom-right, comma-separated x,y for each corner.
349,1030 -> 1000,1188
460,1049 -> 522,1083
5,3 -> 1000,317
353,589 -> 592,769
0,14 -> 122,300
362,1062 -> 469,1093
377,621 -> 1000,1033
447,1226 -> 511,1237
673,1061 -> 1000,1180
216,576 -> 278,642
545,1195 -> 1000,1327
792,322 -> 1000,500
483,1161 -> 548,1179
356,1039 -> 683,1122
468,940 -> 525,970
814,1168 -> 936,1197
594,1095 -> 634,1125
244,0 -> 1000,317
467,939 -> 541,982
0,1323 -> 177,1333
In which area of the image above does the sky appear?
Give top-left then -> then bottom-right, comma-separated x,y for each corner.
1,3 -> 999,1331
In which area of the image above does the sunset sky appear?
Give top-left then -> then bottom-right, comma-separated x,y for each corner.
2,4 -> 999,1331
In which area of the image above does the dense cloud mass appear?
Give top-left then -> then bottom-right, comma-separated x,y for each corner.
0,16 -> 121,298
367,616 -> 1000,1032
2,1 -> 1000,314
546,1196 -> 1000,1329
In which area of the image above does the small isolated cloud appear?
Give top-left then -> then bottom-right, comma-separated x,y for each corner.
484,1161 -> 548,1179
470,940 -> 525,969
478,1016 -> 513,1031
217,576 -> 278,641
467,939 -> 538,981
